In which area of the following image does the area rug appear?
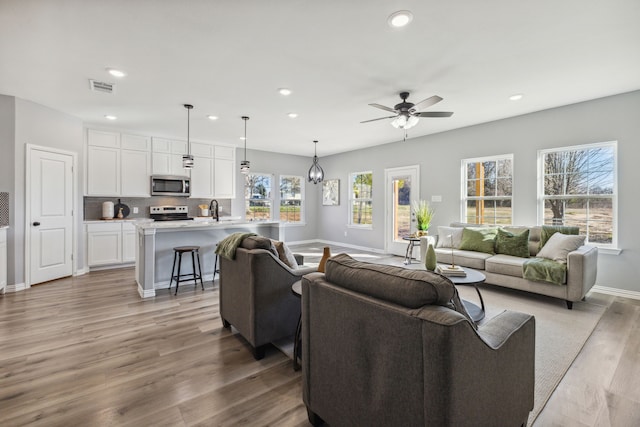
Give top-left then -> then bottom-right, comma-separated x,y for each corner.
456,284 -> 606,426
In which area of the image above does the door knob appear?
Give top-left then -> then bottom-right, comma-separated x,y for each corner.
33,221 -> 40,226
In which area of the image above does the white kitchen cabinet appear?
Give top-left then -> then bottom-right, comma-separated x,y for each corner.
0,228 -> 7,294
87,145 -> 120,196
121,149 -> 151,197
214,157 -> 235,198
152,138 -> 190,176
190,156 -> 215,198
87,222 -> 137,267
122,222 -> 137,263
86,130 -> 151,197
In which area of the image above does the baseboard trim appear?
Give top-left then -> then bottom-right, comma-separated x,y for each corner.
75,267 -> 89,276
5,282 -> 27,293
137,284 -> 156,299
592,285 -> 640,300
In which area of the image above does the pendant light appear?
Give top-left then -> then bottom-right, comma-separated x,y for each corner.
307,140 -> 324,184
240,116 -> 250,174
182,104 -> 194,168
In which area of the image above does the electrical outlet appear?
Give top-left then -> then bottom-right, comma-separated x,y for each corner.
133,207 -> 139,214
344,231 -> 348,237
431,195 -> 442,202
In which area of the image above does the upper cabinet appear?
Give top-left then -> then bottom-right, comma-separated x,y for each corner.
151,138 -> 190,177
86,130 -> 151,197
86,129 -> 235,199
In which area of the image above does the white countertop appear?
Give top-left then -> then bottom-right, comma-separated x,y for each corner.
135,219 -> 278,230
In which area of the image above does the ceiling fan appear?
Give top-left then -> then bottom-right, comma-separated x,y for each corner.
361,92 -> 453,129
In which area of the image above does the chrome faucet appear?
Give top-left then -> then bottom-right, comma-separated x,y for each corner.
209,199 -> 219,222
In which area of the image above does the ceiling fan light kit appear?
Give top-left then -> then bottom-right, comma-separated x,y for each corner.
182,104 -> 194,169
240,116 -> 250,174
362,91 -> 453,130
308,140 -> 324,184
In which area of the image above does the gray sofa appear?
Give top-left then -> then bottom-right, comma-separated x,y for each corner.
219,235 -> 316,359
302,253 -> 535,427
422,223 -> 598,309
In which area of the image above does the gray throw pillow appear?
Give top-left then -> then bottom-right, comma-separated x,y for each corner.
436,226 -> 464,249
536,232 -> 585,263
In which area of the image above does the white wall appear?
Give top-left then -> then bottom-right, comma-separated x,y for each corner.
12,97 -> 84,285
232,148 -> 319,243
317,90 -> 640,293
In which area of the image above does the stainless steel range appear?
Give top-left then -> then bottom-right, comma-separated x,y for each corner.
150,205 -> 193,221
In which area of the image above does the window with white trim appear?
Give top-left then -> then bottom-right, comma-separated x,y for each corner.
539,142 -> 617,246
279,175 -> 304,223
349,171 -> 373,227
462,154 -> 513,225
245,173 -> 273,221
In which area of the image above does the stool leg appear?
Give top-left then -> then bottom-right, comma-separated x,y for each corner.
175,252 -> 182,295
196,251 -> 204,290
214,254 -> 219,278
169,251 -> 178,293
191,250 -> 198,288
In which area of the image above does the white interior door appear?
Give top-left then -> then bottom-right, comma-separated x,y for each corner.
385,165 -> 420,256
28,146 -> 74,285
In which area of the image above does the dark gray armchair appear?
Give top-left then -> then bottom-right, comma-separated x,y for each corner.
302,254 -> 535,427
219,235 -> 315,359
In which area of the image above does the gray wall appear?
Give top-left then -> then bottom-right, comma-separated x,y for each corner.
232,148 -> 319,243
317,90 -> 640,293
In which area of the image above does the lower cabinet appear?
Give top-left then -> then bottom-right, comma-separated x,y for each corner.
87,222 -> 136,267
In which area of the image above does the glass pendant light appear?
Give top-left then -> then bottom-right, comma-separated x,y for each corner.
240,116 -> 250,174
307,140 -> 324,184
182,104 -> 194,168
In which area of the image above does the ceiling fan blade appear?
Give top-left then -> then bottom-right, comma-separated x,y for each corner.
415,111 -> 454,118
368,103 -> 397,113
411,95 -> 443,111
360,115 -> 397,123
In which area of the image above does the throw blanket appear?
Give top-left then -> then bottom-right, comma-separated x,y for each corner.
215,232 -> 256,260
523,257 -> 567,285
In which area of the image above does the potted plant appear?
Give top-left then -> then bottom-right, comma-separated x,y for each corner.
413,200 -> 434,236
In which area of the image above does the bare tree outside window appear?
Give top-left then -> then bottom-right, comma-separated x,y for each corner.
280,175 -> 303,223
349,172 -> 373,226
245,173 -> 273,221
541,143 -> 616,244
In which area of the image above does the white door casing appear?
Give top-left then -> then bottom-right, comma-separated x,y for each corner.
384,165 -> 420,257
26,145 -> 75,285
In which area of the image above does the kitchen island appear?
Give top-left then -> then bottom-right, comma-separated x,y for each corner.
135,219 -> 280,298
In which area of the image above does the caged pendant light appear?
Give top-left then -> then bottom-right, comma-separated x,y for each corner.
240,116 -> 250,174
307,140 -> 324,184
182,104 -> 195,168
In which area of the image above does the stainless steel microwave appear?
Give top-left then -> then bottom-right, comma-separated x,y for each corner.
151,175 -> 191,197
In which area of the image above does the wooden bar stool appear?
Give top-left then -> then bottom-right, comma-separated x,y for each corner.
169,246 -> 204,295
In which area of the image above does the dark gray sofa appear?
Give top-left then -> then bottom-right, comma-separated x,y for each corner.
302,253 -> 535,427
219,235 -> 316,359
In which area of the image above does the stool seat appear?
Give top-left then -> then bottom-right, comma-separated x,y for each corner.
169,245 -> 204,295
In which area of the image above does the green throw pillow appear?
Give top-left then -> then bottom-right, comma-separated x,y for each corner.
539,225 -> 579,250
495,228 -> 530,258
459,227 -> 498,255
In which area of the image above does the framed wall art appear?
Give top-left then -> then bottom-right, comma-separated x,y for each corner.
322,179 -> 340,206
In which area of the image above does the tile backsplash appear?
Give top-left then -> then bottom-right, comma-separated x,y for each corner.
83,196 -> 232,221
0,192 -> 8,226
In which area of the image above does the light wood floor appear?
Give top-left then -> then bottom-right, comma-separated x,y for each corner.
1,244 -> 638,426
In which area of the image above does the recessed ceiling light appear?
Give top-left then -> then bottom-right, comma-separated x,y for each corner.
388,10 -> 413,28
278,88 -> 292,96
104,115 -> 117,120
106,68 -> 126,78
207,115 -> 219,120
509,93 -> 524,101
288,113 -> 298,118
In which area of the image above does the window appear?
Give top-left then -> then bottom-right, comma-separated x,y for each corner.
279,175 -> 304,223
245,173 -> 273,221
462,155 -> 513,225
349,171 -> 373,227
539,142 -> 617,246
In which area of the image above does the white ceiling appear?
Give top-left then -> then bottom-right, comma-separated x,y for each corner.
1,0 -> 639,157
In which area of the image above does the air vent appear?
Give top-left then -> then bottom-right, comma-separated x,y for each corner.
89,79 -> 115,94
